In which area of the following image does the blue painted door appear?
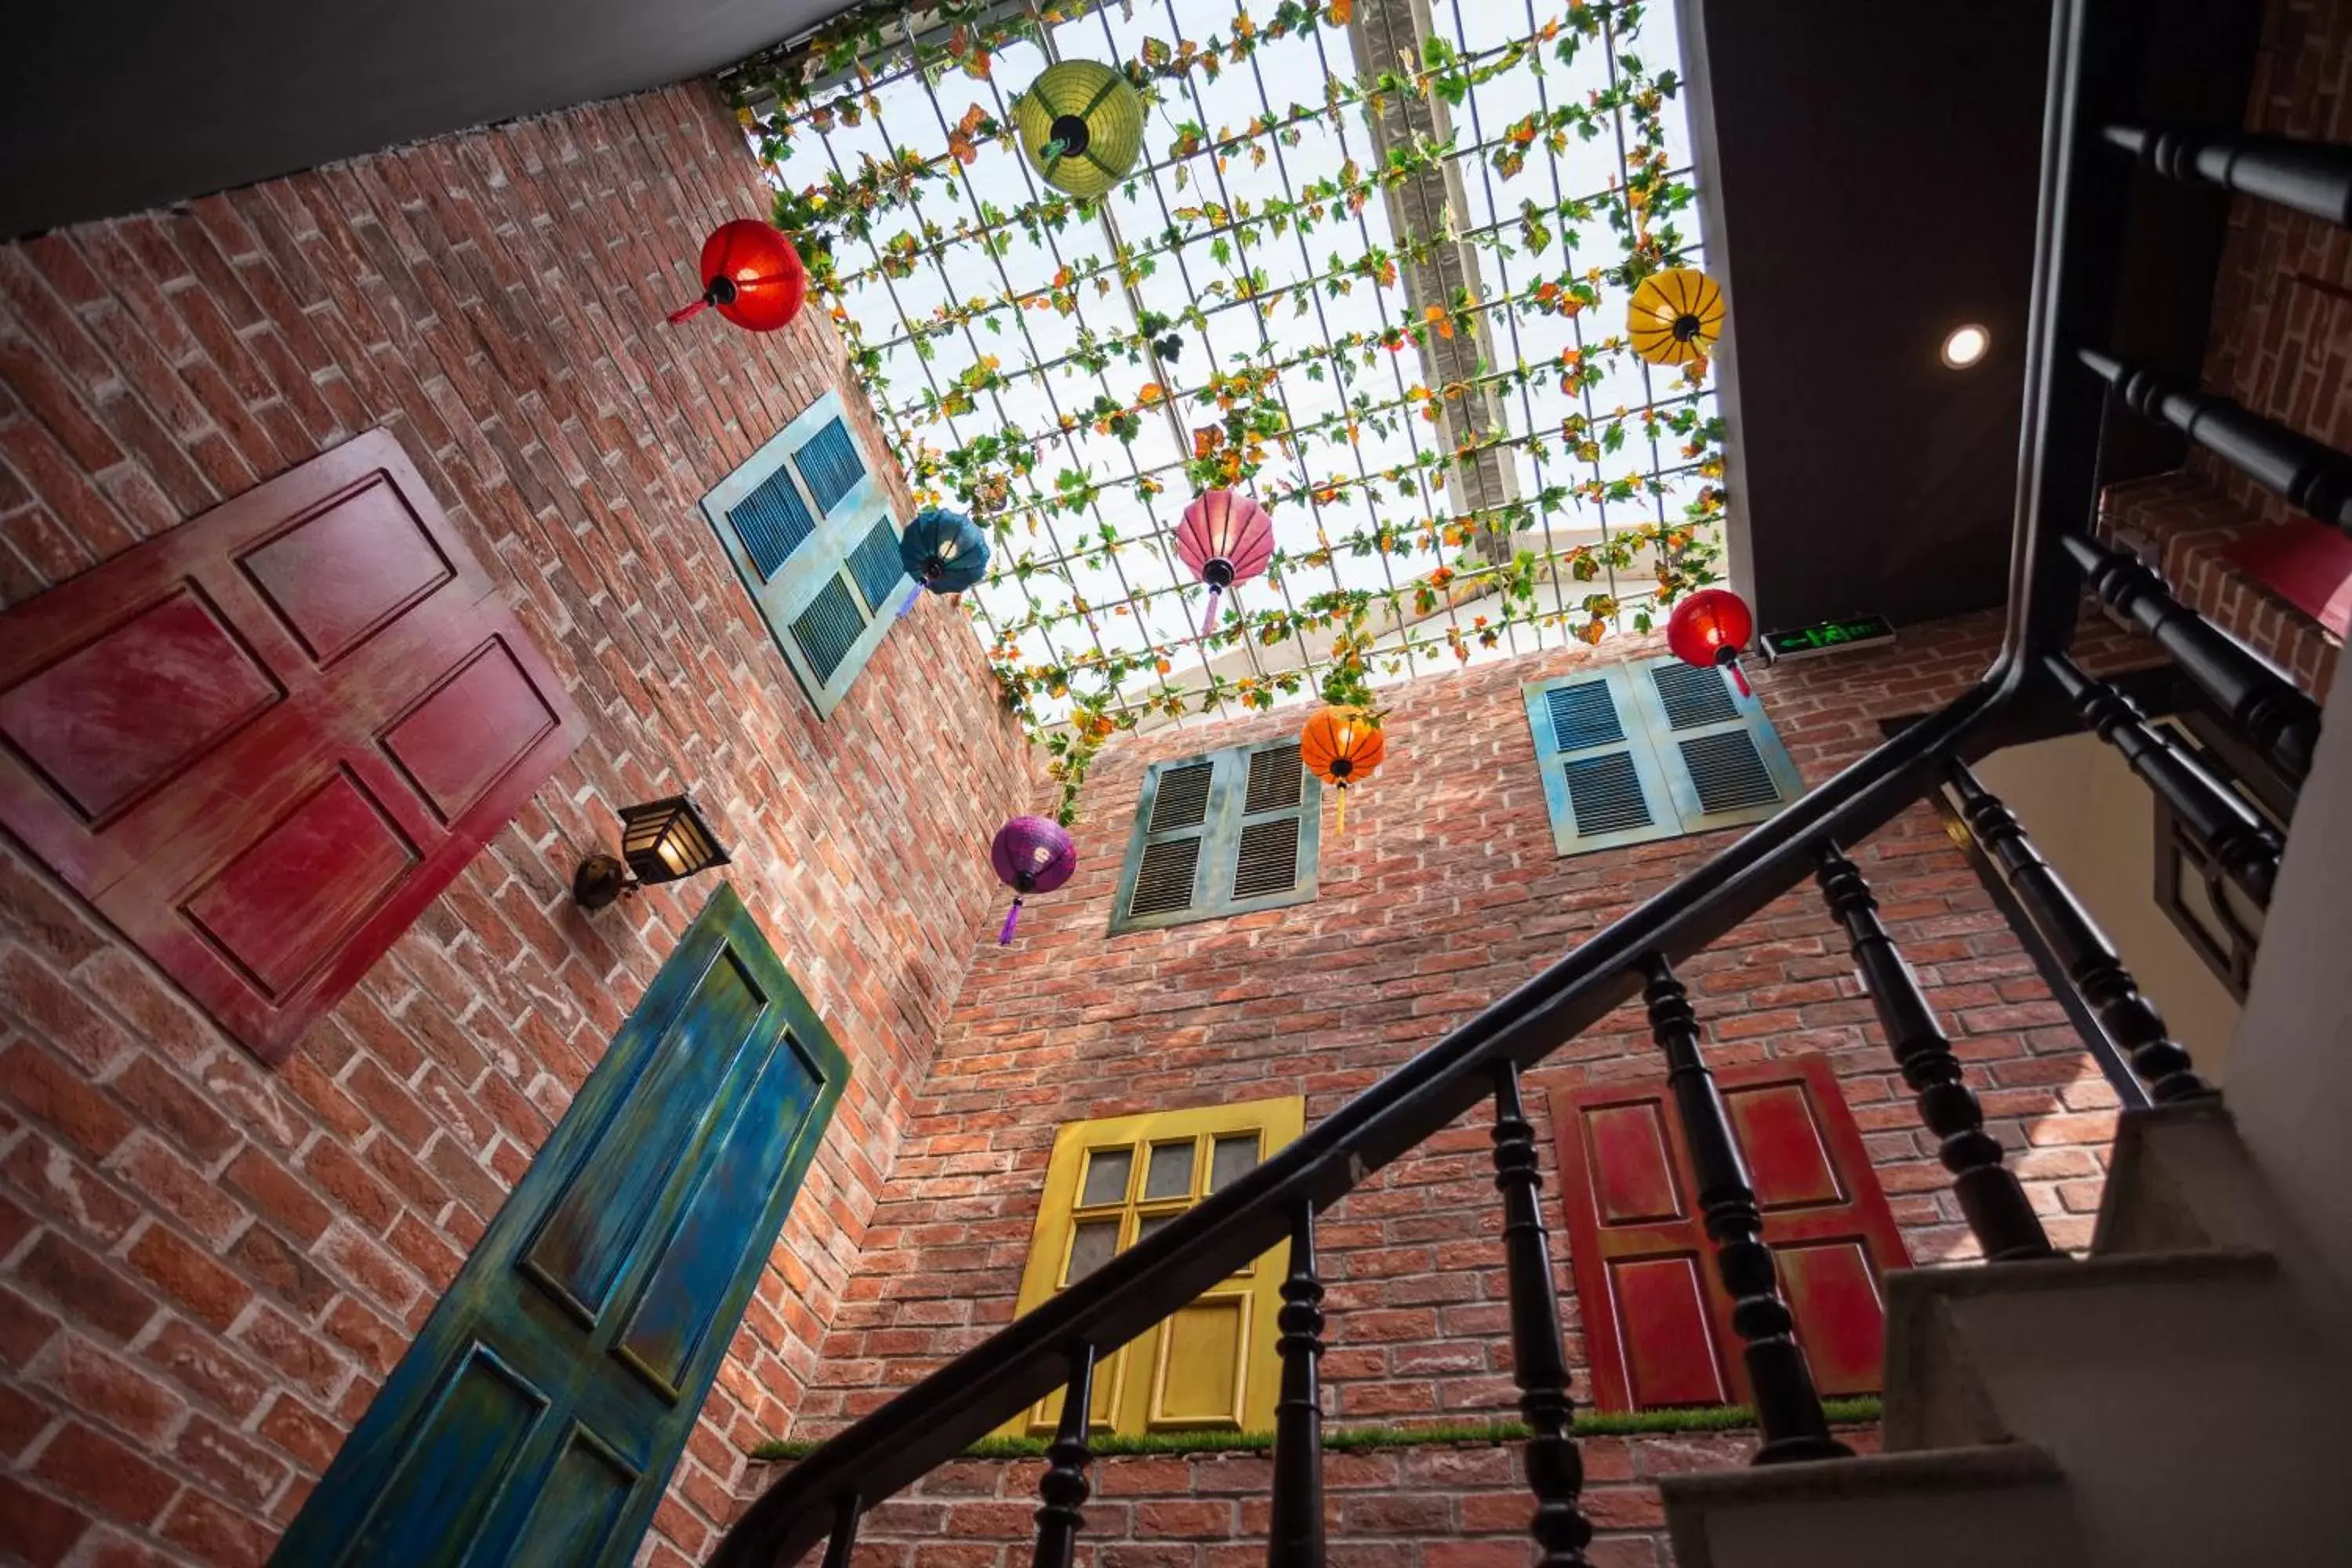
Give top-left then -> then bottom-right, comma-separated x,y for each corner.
272,885 -> 848,1567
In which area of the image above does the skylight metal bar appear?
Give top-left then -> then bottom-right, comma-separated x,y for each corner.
813,100 -> 1083,688
898,48 -> 1189,724
1117,0 -> 1322,711
1238,24 -> 1425,692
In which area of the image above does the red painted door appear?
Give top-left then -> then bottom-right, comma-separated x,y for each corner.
1550,1055 -> 1911,1411
0,430 -> 582,1064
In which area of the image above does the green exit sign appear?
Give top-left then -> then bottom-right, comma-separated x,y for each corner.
1759,614 -> 1897,663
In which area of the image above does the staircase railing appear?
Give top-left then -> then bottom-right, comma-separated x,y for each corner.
712,2 -> 2346,1563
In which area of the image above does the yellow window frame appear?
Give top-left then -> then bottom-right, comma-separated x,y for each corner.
1002,1094 -> 1307,1438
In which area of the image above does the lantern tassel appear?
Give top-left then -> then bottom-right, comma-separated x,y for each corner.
1200,583 -> 1223,639
667,297 -> 711,325
1334,785 -> 1346,837
898,582 -> 923,619
999,895 -> 1025,946
1724,656 -> 1752,699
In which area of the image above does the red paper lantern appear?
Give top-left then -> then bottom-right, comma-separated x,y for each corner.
669,220 -> 807,332
1666,587 -> 1756,697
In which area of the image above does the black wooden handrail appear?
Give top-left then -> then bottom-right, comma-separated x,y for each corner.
711,4 -> 2152,1563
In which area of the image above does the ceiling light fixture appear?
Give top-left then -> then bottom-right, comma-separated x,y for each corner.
1941,324 -> 1991,369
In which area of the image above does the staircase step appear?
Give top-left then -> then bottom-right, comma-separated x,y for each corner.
2092,1101 -> 2292,1257
1658,1443 -> 2085,1568
1879,1243 -> 2352,1563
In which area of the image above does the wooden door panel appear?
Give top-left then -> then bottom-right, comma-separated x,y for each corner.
271,887 -> 849,1568
0,430 -> 581,1063
344,1342 -> 551,1566
522,950 -> 771,1323
614,1032 -> 824,1398
1609,1254 -> 1731,1408
1552,1056 -> 1911,1411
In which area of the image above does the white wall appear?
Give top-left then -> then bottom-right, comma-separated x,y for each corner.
2228,673 -> 2352,1295
1975,731 -> 2245,1084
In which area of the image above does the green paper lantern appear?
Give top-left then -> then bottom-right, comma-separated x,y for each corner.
1015,61 -> 1145,198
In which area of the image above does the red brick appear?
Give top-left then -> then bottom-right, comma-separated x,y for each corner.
222,1148 -> 334,1244
32,1421 -> 178,1527
140,1318 -> 270,1419
161,1486 -> 278,1568
0,1473 -> 90,1566
173,1413 -> 292,1509
13,1232 -> 156,1341
37,1335 -> 185,1443
1,1040 -> 136,1160
125,1224 -> 251,1331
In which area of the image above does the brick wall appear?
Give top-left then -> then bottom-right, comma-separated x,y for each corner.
790,611 -> 2153,1454
0,83 -> 1032,1566
2096,0 -> 2351,702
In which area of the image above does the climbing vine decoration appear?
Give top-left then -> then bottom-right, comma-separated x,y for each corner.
728,1 -> 1720,821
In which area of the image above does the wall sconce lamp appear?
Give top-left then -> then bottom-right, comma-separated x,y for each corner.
572,794 -> 731,910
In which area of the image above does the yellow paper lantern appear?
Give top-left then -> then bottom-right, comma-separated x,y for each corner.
1628,267 -> 1726,366
1015,61 -> 1146,198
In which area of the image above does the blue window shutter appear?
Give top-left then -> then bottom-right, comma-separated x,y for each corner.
1632,655 -> 1803,834
698,391 -> 912,719
1522,666 -> 1681,857
1110,739 -> 1320,934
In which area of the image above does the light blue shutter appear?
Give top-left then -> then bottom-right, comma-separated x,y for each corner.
699,392 -> 913,718
1109,740 -> 1321,934
1522,666 -> 1680,857
1632,655 -> 1803,833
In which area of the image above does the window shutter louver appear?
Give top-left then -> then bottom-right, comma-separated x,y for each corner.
1635,655 -> 1803,833
1522,666 -> 1680,856
698,391 -> 909,719
1112,740 -> 1320,933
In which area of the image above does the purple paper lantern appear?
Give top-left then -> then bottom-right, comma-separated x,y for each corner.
1174,489 -> 1275,638
991,815 -> 1077,945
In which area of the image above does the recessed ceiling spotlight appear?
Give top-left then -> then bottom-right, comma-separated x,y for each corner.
1941,324 -> 1990,369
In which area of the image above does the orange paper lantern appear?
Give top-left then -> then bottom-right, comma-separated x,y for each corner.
1301,707 -> 1386,836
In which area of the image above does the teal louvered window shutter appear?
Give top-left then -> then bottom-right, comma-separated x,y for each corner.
1521,665 -> 1682,856
1110,738 -> 1322,934
699,391 -> 913,718
1632,655 -> 1804,833
1523,656 -> 1798,857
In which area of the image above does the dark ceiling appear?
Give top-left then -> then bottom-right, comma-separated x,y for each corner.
1682,0 -> 2261,637
0,0 -> 844,240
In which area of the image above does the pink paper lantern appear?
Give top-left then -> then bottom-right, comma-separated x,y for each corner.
1174,490 -> 1275,638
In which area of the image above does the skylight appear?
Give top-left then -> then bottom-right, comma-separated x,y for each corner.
731,0 -> 1719,739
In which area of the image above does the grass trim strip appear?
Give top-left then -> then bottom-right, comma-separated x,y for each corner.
750,1396 -> 1881,1463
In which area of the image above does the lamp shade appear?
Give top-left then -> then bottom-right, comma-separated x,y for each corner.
619,795 -> 731,884
1301,707 -> 1386,836
1014,61 -> 1146,198
669,220 -> 807,332
900,507 -> 992,593
1667,587 -> 1756,697
991,815 -> 1077,944
1627,267 -> 1724,367
1174,490 -> 1276,637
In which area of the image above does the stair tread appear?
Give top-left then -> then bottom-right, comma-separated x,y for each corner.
1885,1244 -> 2276,1304
1657,1441 -> 2063,1504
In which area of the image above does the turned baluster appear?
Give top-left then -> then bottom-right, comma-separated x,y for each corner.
1032,1345 -> 1097,1568
2103,124 -> 2352,227
1490,1058 -> 1595,1564
2062,532 -> 2318,786
2079,347 -> 2352,531
1816,842 -> 2055,1261
2045,652 -> 2281,905
1267,1202 -> 1327,1568
1945,760 -> 2213,1104
820,1494 -> 862,1568
1642,956 -> 1850,1464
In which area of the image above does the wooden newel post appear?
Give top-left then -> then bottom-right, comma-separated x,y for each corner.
1032,1344 -> 1098,1568
1642,956 -> 1851,1465
1267,1202 -> 1327,1568
1490,1057 -> 1596,1565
